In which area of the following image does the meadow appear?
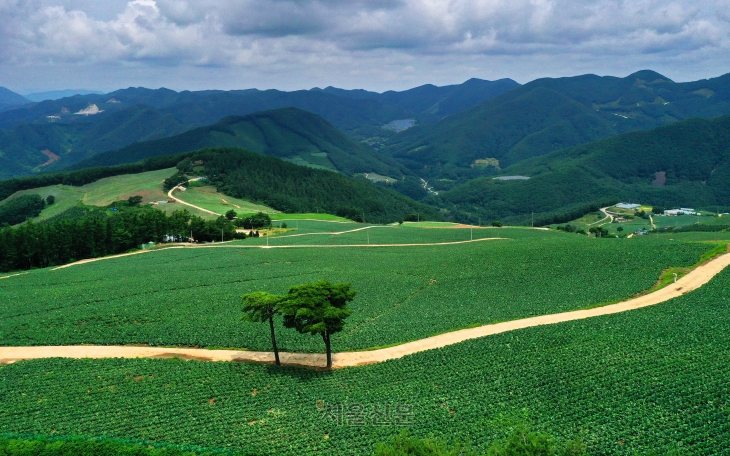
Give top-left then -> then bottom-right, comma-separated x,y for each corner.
0,168 -> 178,222
172,185 -> 274,217
2,262 -> 729,454
0,228 -> 711,353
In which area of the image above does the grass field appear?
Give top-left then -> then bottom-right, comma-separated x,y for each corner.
0,228 -> 711,353
2,265 -> 729,454
1,168 -> 178,222
172,186 -> 275,216
271,213 -> 351,221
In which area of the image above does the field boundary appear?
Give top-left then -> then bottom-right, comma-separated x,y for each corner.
47,237 -> 507,270
4,251 -> 729,369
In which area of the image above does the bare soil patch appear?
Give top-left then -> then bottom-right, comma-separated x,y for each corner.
39,149 -> 60,167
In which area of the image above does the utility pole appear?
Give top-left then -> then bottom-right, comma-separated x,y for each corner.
531,212 -> 534,228
367,229 -> 370,245
417,213 -> 420,223
470,226 -> 473,241
267,234 -> 269,247
221,228 -> 223,242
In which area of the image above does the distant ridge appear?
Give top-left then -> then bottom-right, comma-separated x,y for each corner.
0,87 -> 30,112
67,108 -> 406,178
384,70 -> 730,181
24,89 -> 105,102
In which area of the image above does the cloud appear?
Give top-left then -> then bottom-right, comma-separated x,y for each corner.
0,0 -> 729,91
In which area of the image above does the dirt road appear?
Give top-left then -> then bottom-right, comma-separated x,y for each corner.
3,251 -> 729,368
167,179 -> 221,216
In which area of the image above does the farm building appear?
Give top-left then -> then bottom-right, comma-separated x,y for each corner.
616,203 -> 641,209
665,208 -> 697,216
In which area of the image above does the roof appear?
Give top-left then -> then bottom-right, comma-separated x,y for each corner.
616,203 -> 640,209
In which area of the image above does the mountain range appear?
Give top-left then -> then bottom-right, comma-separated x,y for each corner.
384,70 -> 730,185
2,70 -> 730,226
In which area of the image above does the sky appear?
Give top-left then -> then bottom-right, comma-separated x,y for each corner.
1,0 -> 729,93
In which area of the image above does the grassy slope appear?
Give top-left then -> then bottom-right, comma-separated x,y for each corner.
2,258 -> 730,454
173,186 -> 275,216
0,229 -> 709,352
1,168 -> 176,222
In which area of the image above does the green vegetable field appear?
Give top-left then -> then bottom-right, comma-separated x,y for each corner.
0,228 -> 710,351
2,266 -> 730,454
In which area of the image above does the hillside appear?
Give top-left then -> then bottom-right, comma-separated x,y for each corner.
434,115 -> 730,225
0,105 -> 191,179
385,70 -> 730,183
68,108 -> 407,178
0,146 -> 437,224
0,87 -> 30,112
177,147 -> 439,223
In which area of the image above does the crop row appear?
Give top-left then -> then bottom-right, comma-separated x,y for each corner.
2,267 -> 730,454
0,232 -> 711,351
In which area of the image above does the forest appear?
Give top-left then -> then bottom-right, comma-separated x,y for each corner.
0,204 -> 237,273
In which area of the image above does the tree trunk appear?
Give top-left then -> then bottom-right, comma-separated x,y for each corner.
323,332 -> 332,369
269,316 -> 280,366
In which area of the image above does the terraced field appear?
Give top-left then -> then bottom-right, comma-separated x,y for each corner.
0,228 -> 710,352
2,262 -> 729,454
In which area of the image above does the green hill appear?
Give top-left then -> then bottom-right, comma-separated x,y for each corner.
0,146 -> 438,225
68,108 -> 407,178
176,147 -> 438,223
385,70 -> 730,183
435,115 -> 730,225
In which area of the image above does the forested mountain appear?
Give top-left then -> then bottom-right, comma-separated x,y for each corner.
23,89 -> 104,102
317,78 -> 520,121
0,87 -> 30,112
432,115 -> 730,225
385,70 -> 730,183
0,79 -> 519,179
68,108 -> 406,178
0,105 -> 191,179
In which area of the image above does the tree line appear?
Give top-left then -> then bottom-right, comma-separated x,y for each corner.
0,205 -> 239,273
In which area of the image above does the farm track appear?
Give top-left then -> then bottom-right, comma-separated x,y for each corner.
3,251 -> 730,369
44,236 -> 507,270
167,179 -> 221,216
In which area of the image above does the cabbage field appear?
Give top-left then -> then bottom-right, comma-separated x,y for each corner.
2,266 -> 730,454
0,227 -> 712,352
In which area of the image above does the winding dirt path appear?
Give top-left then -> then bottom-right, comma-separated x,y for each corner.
592,207 -> 614,227
3,251 -> 729,368
167,179 -> 221,216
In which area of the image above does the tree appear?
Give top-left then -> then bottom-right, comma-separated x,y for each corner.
491,221 -> 503,227
589,226 -> 608,238
281,280 -> 356,369
242,212 -> 272,229
242,292 -> 283,365
46,195 -> 55,205
616,226 -> 624,232
127,195 -> 143,207
225,209 -> 237,220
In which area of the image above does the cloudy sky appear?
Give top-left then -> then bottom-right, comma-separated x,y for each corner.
1,0 -> 729,93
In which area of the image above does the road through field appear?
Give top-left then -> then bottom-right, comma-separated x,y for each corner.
3,250 -> 729,368
167,179 -> 221,216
